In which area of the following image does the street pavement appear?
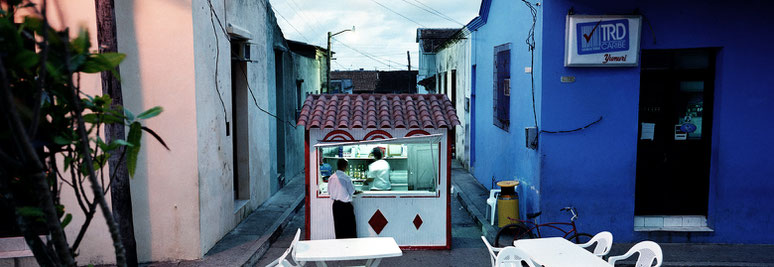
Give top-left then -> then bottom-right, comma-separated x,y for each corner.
255,197 -> 491,267
162,161 -> 774,267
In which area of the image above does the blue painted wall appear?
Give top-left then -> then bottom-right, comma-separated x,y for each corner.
470,0 -> 544,218
539,0 -> 774,243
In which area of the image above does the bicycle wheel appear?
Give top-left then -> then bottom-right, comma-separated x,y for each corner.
567,232 -> 593,244
494,223 -> 534,247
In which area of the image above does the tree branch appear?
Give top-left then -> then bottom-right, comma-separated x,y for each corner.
60,30 -> 127,267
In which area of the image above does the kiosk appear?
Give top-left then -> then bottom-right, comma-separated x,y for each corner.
297,94 -> 460,249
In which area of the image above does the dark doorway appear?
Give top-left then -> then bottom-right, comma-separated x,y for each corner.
451,70 -> 457,107
231,38 -> 250,200
274,50 -> 286,190
635,48 -> 717,215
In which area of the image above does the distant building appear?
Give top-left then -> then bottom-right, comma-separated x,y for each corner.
416,28 -> 460,94
415,28 -> 471,170
331,70 -> 418,94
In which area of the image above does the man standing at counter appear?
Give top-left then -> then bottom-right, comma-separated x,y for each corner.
368,147 -> 391,191
328,159 -> 357,238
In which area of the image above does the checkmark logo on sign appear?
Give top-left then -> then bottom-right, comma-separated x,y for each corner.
583,20 -> 603,43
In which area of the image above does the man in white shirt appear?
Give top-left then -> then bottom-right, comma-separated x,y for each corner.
328,159 -> 357,238
367,148 -> 391,191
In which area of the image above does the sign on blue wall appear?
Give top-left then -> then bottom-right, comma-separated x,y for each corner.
565,15 -> 641,67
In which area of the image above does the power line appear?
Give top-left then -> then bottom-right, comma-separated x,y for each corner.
332,39 -> 410,69
332,39 -> 392,67
402,0 -> 464,26
412,0 -> 465,25
207,0 -> 229,134
332,60 -> 348,70
271,5 -> 312,43
368,0 -> 427,28
281,0 -> 326,44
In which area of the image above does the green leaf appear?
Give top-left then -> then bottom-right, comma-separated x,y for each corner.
14,49 -> 38,69
114,139 -> 134,147
63,156 -> 74,171
83,113 -> 100,124
127,122 -> 142,177
71,28 -> 90,54
136,106 -> 163,120
124,106 -> 135,121
45,62 -> 63,82
22,17 -> 42,33
17,206 -> 44,218
61,213 -> 73,228
80,52 -> 126,73
54,135 -> 71,145
95,153 -> 110,168
101,114 -> 124,124
141,126 -> 170,151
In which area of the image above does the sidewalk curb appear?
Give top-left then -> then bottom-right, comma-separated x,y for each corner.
150,179 -> 305,267
451,173 -> 499,243
241,193 -> 304,267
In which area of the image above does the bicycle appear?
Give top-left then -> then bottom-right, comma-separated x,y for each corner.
493,206 -> 593,247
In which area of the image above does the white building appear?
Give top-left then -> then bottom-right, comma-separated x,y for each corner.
416,28 -> 473,169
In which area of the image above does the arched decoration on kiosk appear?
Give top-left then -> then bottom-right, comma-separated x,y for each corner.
405,130 -> 431,137
322,130 -> 356,141
363,130 -> 393,140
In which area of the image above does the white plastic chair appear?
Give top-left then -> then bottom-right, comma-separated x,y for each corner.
495,246 -> 537,267
481,236 -> 502,267
607,240 -> 662,267
578,231 -> 614,257
265,229 -> 305,267
485,189 -> 501,225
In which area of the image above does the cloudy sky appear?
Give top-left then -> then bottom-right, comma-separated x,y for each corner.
270,0 -> 480,71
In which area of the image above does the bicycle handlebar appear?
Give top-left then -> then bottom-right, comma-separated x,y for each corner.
560,207 -> 578,222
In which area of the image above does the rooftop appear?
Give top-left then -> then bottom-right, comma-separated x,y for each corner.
297,94 -> 460,130
416,28 -> 462,53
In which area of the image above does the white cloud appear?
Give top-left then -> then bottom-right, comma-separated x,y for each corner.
271,0 -> 479,70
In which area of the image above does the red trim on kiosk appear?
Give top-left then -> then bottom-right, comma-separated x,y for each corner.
305,130 -> 311,240
405,130 -> 431,137
363,130 -> 393,140
322,130 -> 356,141
400,246 -> 449,250
446,129 -> 453,249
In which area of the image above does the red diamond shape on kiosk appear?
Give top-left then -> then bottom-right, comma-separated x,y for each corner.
368,209 -> 388,235
413,214 -> 423,229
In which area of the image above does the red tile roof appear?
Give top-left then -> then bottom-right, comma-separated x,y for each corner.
297,94 -> 460,130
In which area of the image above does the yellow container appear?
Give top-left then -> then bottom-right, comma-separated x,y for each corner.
496,181 -> 520,227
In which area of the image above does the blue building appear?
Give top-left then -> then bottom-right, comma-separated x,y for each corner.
467,0 -> 774,244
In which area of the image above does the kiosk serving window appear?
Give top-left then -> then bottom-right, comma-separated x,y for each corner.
315,135 -> 441,194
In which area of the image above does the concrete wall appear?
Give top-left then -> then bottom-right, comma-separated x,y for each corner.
195,0 -> 279,255
539,0 -> 774,243
264,3 -> 304,195
435,31 -> 472,169
470,0 -> 544,218
51,0 -> 203,263
417,48 -> 437,94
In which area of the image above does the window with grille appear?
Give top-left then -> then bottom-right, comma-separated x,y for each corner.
493,43 -> 511,130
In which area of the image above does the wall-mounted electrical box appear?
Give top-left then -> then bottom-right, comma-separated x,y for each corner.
525,127 -> 538,149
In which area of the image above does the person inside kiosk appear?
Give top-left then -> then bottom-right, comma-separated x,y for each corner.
367,147 -> 391,191
317,135 -> 440,195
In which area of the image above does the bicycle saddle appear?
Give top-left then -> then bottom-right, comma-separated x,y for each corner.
527,211 -> 542,219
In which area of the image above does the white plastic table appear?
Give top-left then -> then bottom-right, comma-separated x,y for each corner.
294,237 -> 403,267
513,237 -> 610,267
